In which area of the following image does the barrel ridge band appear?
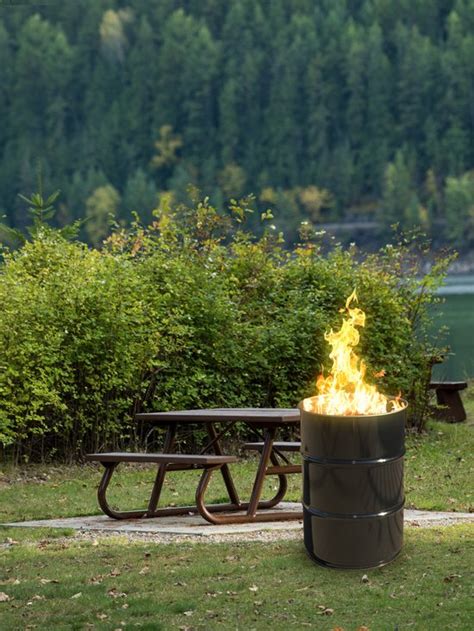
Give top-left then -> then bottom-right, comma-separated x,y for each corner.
303,500 -> 405,520
301,451 -> 405,466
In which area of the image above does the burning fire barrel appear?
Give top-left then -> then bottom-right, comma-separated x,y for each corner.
299,399 -> 407,569
300,290 -> 407,568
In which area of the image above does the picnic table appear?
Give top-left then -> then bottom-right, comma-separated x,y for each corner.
87,408 -> 302,524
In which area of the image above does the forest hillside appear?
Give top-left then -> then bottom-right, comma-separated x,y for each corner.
1,0 -> 473,249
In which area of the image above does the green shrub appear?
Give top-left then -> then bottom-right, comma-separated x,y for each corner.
0,197 -> 451,459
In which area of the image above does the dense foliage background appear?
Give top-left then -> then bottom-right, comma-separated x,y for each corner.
0,194 -> 450,460
0,0 -> 473,249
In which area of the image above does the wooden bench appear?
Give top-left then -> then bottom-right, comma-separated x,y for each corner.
429,381 -> 467,422
86,452 -> 239,520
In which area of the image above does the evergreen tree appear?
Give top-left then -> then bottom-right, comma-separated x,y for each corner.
444,171 -> 474,247
85,184 -> 121,247
379,150 -> 414,230
122,169 -> 158,221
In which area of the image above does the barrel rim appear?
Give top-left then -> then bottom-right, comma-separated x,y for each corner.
298,396 -> 408,420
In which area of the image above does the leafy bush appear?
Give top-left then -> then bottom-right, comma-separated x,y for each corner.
0,196 -> 452,460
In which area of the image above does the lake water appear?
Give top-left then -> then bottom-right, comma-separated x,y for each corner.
431,275 -> 474,381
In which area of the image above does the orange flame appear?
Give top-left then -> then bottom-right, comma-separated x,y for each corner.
304,290 -> 405,416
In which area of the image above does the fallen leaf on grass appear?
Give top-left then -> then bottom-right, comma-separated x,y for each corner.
183,610 -> 194,616
70,592 -> 82,599
96,613 -> 108,620
39,578 -> 59,585
138,566 -> 149,575
0,578 -> 20,586
443,574 -> 461,582
225,555 -> 238,562
317,606 -> 334,615
0,592 -> 11,602
249,585 -> 258,592
89,575 -> 104,585
107,588 -> 127,599
361,574 -> 370,584
109,568 -> 121,577
205,610 -> 218,618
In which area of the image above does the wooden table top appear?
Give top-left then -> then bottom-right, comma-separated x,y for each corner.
135,407 -> 301,425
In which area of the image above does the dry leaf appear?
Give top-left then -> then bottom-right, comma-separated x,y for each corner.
96,613 -> 108,620
361,574 -> 370,583
108,588 -> 127,599
110,568 -> 121,577
183,610 -> 194,616
70,592 -> 82,599
139,566 -> 150,575
249,585 -> 258,592
0,592 -> 11,602
40,578 -> 59,585
317,606 -> 334,615
443,574 -> 461,582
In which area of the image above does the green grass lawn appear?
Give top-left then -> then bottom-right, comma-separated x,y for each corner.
0,525 -> 472,630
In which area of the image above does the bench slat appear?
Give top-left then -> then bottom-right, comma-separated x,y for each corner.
243,442 -> 301,452
86,452 -> 238,465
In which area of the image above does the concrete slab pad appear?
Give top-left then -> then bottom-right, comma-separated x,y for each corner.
3,503 -> 473,540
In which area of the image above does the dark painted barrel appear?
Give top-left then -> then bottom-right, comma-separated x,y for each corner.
299,399 -> 407,569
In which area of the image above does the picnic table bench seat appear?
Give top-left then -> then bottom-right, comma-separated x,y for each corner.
86,452 -> 238,466
86,451 -> 239,520
429,381 -> 467,422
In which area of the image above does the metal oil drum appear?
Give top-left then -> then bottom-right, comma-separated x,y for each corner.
299,400 -> 407,569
